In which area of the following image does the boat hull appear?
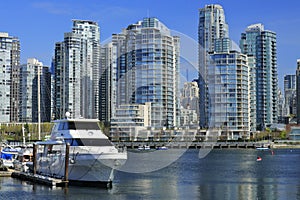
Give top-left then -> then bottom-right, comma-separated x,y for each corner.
36,151 -> 127,184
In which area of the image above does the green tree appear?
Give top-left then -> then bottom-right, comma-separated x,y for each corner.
280,130 -> 286,139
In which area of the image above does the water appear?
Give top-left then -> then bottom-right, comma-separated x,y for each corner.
1,149 -> 300,200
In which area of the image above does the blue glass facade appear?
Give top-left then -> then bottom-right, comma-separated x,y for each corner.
240,24 -> 277,130
106,18 -> 180,128
198,4 -> 229,128
208,51 -> 250,139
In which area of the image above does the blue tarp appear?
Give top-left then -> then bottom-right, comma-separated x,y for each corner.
0,152 -> 13,160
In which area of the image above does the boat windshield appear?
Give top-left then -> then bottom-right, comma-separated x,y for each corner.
58,122 -> 100,130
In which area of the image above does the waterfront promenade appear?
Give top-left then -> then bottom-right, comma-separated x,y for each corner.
119,141 -> 273,149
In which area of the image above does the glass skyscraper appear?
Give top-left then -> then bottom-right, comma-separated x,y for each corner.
101,17 -> 180,128
198,4 -> 229,128
208,50 -> 251,139
0,32 -> 20,122
19,58 -> 51,122
240,23 -> 278,130
53,20 -> 100,119
198,4 -> 254,139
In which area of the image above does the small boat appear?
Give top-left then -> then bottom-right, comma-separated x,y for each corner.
256,147 -> 269,151
137,145 -> 151,151
144,145 -> 150,150
13,146 -> 33,172
256,156 -> 262,161
156,146 -> 168,150
35,116 -> 127,187
137,146 -> 144,150
0,145 -> 20,168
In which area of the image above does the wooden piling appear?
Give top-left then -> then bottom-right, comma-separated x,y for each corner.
64,143 -> 70,187
33,143 -> 37,175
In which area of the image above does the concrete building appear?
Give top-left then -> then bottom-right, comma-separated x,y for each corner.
284,75 -> 296,117
180,81 -> 199,126
0,32 -> 20,122
296,60 -> 300,124
289,127 -> 300,140
181,81 -> 199,112
277,89 -> 286,123
248,55 -> 257,133
240,23 -> 278,130
53,20 -> 100,119
110,103 -> 151,141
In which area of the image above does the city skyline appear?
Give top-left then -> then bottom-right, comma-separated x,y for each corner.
0,1 -> 299,89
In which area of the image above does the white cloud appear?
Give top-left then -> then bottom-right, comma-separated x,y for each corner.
31,2 -> 72,15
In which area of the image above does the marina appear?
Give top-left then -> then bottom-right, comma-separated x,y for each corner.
0,116 -> 127,188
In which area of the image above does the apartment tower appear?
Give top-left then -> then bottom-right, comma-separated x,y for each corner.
240,23 -> 278,130
198,4 -> 229,128
53,20 -> 100,119
0,32 -> 20,122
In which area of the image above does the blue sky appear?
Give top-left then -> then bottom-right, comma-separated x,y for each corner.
1,0 -> 299,89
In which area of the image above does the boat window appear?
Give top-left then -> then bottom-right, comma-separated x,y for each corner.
58,122 -> 69,130
52,123 -> 59,132
64,138 -> 113,146
67,122 -> 100,130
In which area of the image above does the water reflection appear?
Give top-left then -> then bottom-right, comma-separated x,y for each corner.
1,149 -> 300,199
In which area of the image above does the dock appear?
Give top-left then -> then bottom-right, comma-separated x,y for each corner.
11,172 -> 68,187
0,143 -> 70,187
0,169 -> 14,177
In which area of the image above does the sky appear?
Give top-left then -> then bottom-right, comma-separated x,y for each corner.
1,0 -> 300,89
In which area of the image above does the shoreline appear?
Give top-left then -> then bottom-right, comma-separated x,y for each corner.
271,144 -> 300,149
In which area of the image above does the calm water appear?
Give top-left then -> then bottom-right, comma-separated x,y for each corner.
1,149 -> 300,200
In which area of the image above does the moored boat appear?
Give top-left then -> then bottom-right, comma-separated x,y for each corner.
35,116 -> 127,187
156,146 -> 168,150
13,146 -> 33,172
256,147 -> 270,151
0,145 -> 20,168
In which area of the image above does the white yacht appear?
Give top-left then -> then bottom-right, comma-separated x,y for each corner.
35,117 -> 127,187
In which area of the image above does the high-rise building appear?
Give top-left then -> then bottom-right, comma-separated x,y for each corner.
101,17 -> 180,129
240,23 -> 278,130
0,32 -> 20,122
99,42 -> 114,123
248,56 -> 257,132
180,81 -> 199,127
198,4 -> 255,139
19,58 -> 51,122
198,4 -> 229,128
284,75 -> 296,117
181,81 -> 199,116
208,50 -> 251,140
296,60 -> 300,124
53,20 -> 100,119
277,88 -> 285,123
